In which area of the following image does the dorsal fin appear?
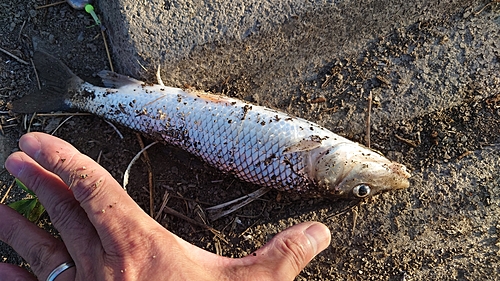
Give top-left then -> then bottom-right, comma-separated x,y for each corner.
97,70 -> 143,88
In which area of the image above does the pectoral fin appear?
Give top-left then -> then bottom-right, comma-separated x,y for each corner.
283,138 -> 323,153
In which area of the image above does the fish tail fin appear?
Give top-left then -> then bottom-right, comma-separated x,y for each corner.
9,51 -> 83,113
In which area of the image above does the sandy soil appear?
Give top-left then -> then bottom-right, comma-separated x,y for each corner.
1,0 -> 499,280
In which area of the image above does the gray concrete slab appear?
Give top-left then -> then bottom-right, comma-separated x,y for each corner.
0,0 -> 498,279
99,0 -> 499,137
92,0 -> 500,279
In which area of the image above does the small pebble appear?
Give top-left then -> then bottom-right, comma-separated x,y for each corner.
86,43 -> 97,52
77,32 -> 85,42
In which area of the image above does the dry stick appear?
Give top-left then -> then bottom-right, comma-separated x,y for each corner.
30,58 -> 41,90
394,134 -> 418,148
104,120 -> 124,139
162,206 -> 228,243
1,124 -> 17,129
27,113 -> 37,133
35,0 -> 66,9
36,113 -> 92,116
135,133 -> 155,218
365,91 -> 372,148
123,141 -> 158,190
0,180 -> 16,204
23,115 -> 27,131
0,47 -> 29,65
351,205 -> 358,236
155,191 -> 170,221
17,20 -> 26,41
474,0 -> 499,15
96,150 -> 103,164
50,115 -> 74,135
101,29 -> 114,72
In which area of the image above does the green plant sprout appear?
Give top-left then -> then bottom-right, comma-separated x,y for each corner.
8,179 -> 45,223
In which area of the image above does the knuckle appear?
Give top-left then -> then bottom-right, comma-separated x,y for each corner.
274,237 -> 307,273
22,168 -> 56,194
55,153 -> 109,205
0,217 -> 23,246
71,174 -> 108,206
48,196 -> 80,229
25,239 -> 61,271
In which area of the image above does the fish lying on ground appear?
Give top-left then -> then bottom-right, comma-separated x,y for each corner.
11,51 -> 410,199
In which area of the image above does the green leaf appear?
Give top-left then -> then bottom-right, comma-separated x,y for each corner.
15,178 -> 35,196
9,178 -> 46,223
8,198 -> 46,223
28,200 -> 46,222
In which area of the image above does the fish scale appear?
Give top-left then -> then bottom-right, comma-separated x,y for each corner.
76,81 -> 318,192
11,51 -> 411,199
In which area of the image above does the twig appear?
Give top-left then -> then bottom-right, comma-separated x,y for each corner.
206,187 -> 271,220
27,113 -> 37,133
351,205 -> 358,236
395,134 -> 419,148
104,120 -> 123,139
155,191 -> 170,221
135,133 -> 155,218
101,29 -> 114,72
0,180 -> 16,204
35,0 -> 66,9
30,58 -> 41,90
136,59 -> 148,71
156,65 -> 165,86
474,0 -> 499,15
326,199 -> 361,220
0,47 -> 29,65
1,124 -> 18,129
17,20 -> 26,41
123,141 -> 158,190
365,91 -> 372,148
96,150 -> 103,164
36,112 -> 92,116
457,150 -> 473,160
50,115 -> 74,135
162,206 -> 228,243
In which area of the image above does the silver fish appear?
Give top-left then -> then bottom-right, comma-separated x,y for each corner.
12,51 -> 410,199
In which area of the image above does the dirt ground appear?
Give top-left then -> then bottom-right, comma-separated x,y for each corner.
1,0 -> 500,280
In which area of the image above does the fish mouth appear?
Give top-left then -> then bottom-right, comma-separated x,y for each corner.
389,162 -> 411,189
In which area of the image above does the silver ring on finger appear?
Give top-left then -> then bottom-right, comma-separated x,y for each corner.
46,261 -> 75,281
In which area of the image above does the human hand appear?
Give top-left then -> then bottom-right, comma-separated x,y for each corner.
0,132 -> 331,280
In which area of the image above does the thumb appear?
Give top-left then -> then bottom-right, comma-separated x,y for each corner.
250,222 -> 331,280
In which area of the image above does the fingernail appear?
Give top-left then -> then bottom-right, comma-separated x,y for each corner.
4,154 -> 25,177
304,223 -> 331,254
19,133 -> 41,158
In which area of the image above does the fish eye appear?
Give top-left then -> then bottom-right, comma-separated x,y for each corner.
353,184 -> 371,198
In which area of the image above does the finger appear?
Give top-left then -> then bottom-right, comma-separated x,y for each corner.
237,222 -> 331,280
0,204 -> 73,279
4,152 -> 103,261
0,263 -> 37,281
10,133 -> 151,246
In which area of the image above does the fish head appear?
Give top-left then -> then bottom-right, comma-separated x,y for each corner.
314,145 -> 410,199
